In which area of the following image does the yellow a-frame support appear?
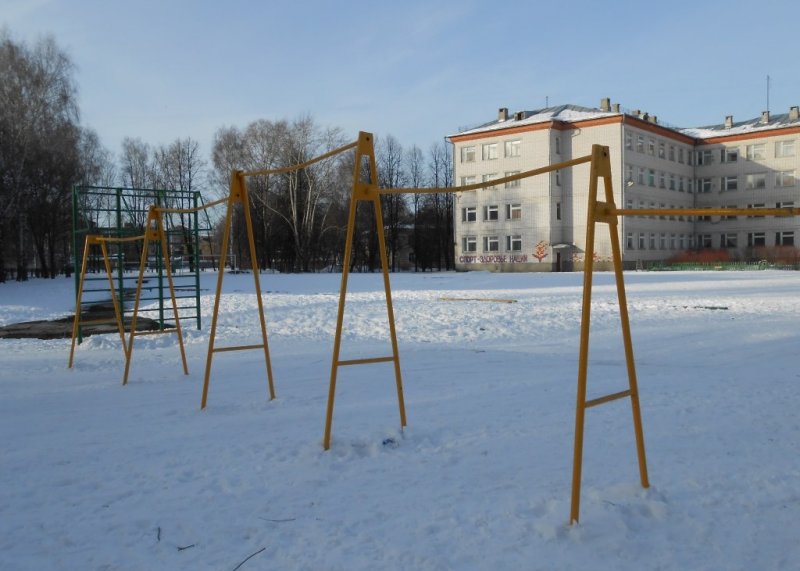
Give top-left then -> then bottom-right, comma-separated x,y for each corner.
68,234 -> 130,368
323,132 -> 407,450
199,171 -> 276,408
570,145 -> 649,524
123,205 -> 189,385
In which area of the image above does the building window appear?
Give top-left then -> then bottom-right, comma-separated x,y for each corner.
697,178 -> 713,193
461,146 -> 476,163
637,167 -> 645,185
556,202 -> 562,220
722,176 -> 738,191
506,203 -> 522,220
626,233 -> 634,249
721,233 -> 737,248
722,148 -> 738,163
776,140 -> 796,158
626,164 -> 634,183
687,179 -> 694,193
776,231 -> 795,246
679,235 -> 686,250
696,149 -> 714,165
745,173 -> 767,190
648,169 -> 655,187
670,234 -> 677,249
678,177 -> 685,192
697,208 -> 712,222
506,235 -> 522,252
648,139 -> 655,156
748,232 -> 766,247
483,235 -> 499,252
462,236 -> 477,252
555,170 -> 561,186
746,203 -> 766,218
482,173 -> 498,190
555,136 -> 561,154
636,135 -> 644,153
723,205 -> 737,220
638,233 -> 646,249
698,234 -> 712,248
669,174 -> 676,190
460,175 -> 477,188
657,142 -> 665,158
658,172 -> 666,189
462,206 -> 476,222
482,143 -> 498,161
678,148 -> 685,164
504,171 -> 520,189
504,139 -> 521,157
776,170 -> 796,187
669,145 -> 675,161
746,143 -> 766,160
483,204 -> 499,221
625,132 -> 633,150
660,233 -> 667,249
649,233 -> 656,249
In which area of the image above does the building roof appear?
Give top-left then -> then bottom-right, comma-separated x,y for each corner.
680,112 -> 800,139
452,101 -> 800,142
452,104 -> 618,138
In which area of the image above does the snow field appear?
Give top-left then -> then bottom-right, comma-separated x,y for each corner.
1,270 -> 799,570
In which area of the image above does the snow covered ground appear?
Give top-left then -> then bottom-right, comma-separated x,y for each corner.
1,269 -> 799,570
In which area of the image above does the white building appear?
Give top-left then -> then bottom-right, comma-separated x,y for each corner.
449,99 -> 800,271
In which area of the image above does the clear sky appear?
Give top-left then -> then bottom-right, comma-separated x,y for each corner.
3,0 -> 799,162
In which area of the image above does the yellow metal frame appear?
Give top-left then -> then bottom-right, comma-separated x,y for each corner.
68,234 -> 132,368
123,205 -> 189,385
573,153 -> 800,523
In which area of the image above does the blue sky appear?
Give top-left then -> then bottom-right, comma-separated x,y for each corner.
3,0 -> 799,161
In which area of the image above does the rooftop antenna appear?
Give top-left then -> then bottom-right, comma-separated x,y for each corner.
767,75 -> 770,113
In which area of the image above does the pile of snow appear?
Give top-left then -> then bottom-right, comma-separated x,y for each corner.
1,270 -> 799,569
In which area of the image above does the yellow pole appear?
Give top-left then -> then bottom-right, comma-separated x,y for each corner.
600,155 -> 650,490
201,174 -> 235,408
368,168 -> 407,429
569,145 -> 603,524
156,212 -> 189,375
323,133 -> 370,449
99,239 -> 128,359
123,211 -> 154,385
238,172 -> 276,400
68,235 -> 93,368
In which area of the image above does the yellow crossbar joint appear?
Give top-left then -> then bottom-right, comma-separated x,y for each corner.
585,389 -> 632,409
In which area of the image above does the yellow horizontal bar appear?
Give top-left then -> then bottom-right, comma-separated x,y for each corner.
133,328 -> 178,337
212,344 -> 265,353
87,234 -> 146,244
337,356 -> 395,366
379,154 -> 593,196
614,207 -> 800,218
585,389 -> 632,409
157,196 -> 228,214
242,140 -> 358,177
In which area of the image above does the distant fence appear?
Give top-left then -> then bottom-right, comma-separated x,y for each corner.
645,260 -> 800,271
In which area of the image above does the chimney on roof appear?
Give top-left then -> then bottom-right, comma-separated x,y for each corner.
725,115 -> 733,129
761,110 -> 770,124
633,109 -> 640,117
790,106 -> 800,121
514,111 -> 526,121
650,115 -> 658,124
600,97 -> 611,112
611,103 -> 620,113
498,107 -> 508,122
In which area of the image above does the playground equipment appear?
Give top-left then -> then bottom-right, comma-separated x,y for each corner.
71,186 -> 211,341
69,131 -> 800,525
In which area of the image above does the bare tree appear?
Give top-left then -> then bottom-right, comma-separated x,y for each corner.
406,144 -> 425,271
376,134 -> 409,271
0,31 -> 81,279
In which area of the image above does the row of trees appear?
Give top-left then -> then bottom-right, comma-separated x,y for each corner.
0,31 -> 454,281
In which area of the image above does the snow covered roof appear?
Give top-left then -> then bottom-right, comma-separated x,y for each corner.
680,111 -> 800,139
452,104 -> 619,138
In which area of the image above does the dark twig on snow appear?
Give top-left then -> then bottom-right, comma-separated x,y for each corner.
258,517 -> 296,523
177,544 -> 195,551
232,547 -> 267,571
157,527 -> 161,542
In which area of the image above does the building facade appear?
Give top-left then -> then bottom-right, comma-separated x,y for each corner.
449,99 -> 800,271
